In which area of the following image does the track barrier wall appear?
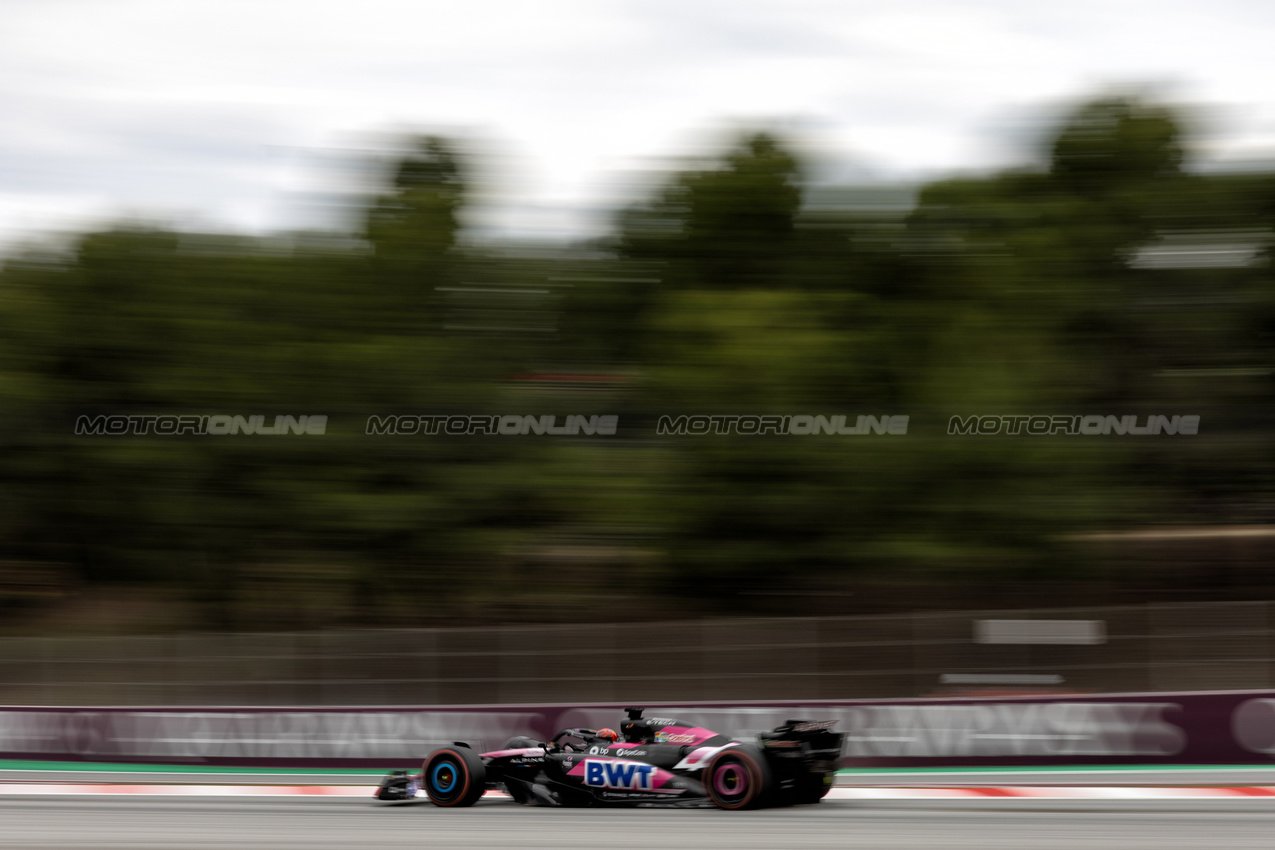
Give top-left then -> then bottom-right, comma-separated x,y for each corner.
6,691 -> 1275,769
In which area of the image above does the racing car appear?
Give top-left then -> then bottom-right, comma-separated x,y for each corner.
375,706 -> 843,809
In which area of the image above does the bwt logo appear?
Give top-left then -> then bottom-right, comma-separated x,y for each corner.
583,760 -> 656,790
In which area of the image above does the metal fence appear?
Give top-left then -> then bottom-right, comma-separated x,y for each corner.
1,601 -> 1272,706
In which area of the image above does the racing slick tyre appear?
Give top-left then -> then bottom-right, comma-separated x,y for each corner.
793,773 -> 834,804
703,744 -> 774,810
422,747 -> 486,807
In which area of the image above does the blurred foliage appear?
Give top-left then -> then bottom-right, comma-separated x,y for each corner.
1,100 -> 1273,632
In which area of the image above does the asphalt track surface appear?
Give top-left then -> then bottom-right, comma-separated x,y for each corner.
5,796 -> 1275,850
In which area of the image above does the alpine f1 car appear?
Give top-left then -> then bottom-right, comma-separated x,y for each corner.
375,707 -> 843,810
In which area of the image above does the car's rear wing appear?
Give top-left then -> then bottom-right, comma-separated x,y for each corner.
758,719 -> 844,762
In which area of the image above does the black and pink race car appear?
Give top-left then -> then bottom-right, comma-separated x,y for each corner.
375,707 -> 843,810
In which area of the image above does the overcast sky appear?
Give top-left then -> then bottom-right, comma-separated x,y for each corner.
3,0 -> 1274,252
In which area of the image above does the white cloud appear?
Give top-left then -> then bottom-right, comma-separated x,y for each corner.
2,0 -> 1274,252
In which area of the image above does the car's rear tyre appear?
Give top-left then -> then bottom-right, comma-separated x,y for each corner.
703,745 -> 773,810
793,773 -> 834,804
502,735 -> 541,749
422,747 -> 486,807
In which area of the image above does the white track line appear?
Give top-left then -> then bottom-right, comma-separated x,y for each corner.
825,787 -> 1275,800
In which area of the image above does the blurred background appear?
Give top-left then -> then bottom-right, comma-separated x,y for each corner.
1,1 -> 1274,703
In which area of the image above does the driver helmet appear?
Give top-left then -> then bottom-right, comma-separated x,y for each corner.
595,728 -> 619,745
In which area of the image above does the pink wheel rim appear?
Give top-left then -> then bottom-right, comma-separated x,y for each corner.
713,762 -> 749,798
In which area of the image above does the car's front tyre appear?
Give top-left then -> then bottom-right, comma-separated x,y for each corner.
422,747 -> 486,807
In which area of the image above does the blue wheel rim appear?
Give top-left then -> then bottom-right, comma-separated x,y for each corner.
431,760 -> 458,793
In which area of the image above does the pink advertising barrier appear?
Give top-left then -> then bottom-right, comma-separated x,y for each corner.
3,692 -> 1275,768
